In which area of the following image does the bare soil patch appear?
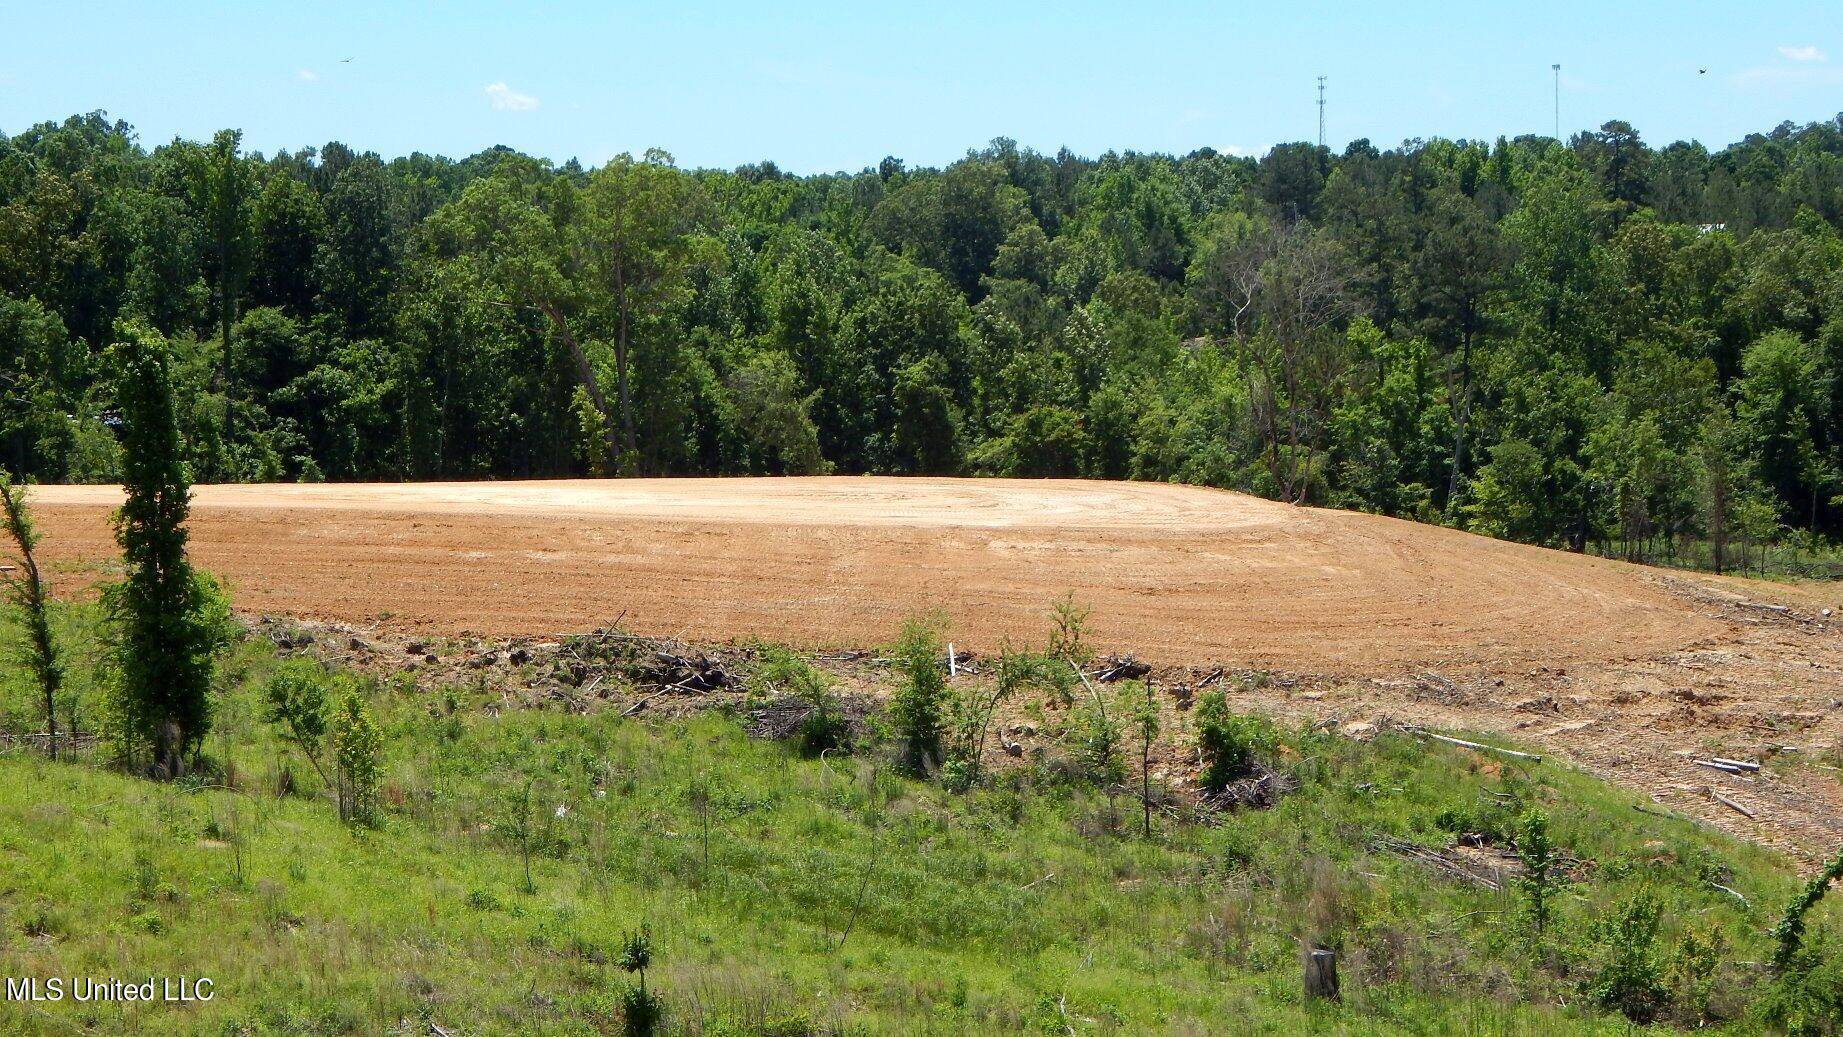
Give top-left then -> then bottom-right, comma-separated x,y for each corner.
29,476 -> 1843,857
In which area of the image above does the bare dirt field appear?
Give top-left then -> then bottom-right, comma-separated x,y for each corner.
29,476 -> 1843,858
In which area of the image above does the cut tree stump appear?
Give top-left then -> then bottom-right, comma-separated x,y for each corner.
1304,946 -> 1340,1001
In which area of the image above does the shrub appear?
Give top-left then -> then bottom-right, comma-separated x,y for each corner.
1586,889 -> 1669,1024
1760,933 -> 1843,1036
1774,844 -> 1843,972
617,926 -> 661,1037
1671,921 -> 1725,1027
331,684 -> 383,827
1131,680 -> 1159,838
1515,808 -> 1560,939
620,985 -> 663,1037
1047,595 -> 1093,670
759,647 -> 851,755
1194,692 -> 1277,792
263,659 -> 333,785
938,758 -> 974,794
1069,690 -> 1124,784
889,617 -> 950,776
944,647 -> 1041,789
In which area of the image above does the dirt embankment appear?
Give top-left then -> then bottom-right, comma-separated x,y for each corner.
29,477 -> 1843,858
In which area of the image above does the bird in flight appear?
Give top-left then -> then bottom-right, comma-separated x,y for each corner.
340,57 -> 353,63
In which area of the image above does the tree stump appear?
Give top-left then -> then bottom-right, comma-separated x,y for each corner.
1304,946 -> 1340,1001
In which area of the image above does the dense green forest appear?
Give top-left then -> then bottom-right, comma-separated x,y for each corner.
5,111 -> 1843,566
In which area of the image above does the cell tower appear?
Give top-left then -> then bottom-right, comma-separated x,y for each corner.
1552,64 -> 1561,140
1317,75 -> 1327,148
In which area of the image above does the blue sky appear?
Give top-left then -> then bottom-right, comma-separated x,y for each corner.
2,2 -> 1838,173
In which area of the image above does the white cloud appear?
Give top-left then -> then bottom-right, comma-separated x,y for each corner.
1731,64 -> 1843,88
1222,144 -> 1268,159
296,68 -> 319,83
485,81 -> 539,112
1778,44 -> 1827,62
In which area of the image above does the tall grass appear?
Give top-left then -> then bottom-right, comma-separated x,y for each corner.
0,613 -> 1827,1034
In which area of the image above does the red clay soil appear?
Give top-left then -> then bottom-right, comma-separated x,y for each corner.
28,476 -> 1843,858
30,477 -> 1721,672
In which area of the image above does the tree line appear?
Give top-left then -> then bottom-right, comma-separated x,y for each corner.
5,111 -> 1843,566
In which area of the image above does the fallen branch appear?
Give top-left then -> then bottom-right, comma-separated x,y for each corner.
621,690 -> 670,717
1712,792 -> 1757,819
1406,728 -> 1542,763
1370,834 -> 1504,891
1069,660 -> 1110,715
659,673 -> 711,694
1710,882 -> 1750,909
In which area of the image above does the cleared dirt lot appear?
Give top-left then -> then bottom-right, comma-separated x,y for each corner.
32,476 -> 1719,673
28,476 -> 1843,857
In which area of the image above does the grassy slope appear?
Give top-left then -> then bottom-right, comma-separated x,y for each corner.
0,627 -> 1824,1036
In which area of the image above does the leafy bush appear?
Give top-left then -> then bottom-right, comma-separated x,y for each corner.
1194,692 -> 1277,792
1774,845 -> 1843,971
1585,889 -> 1669,1023
617,926 -> 661,1036
1069,690 -> 1124,784
263,659 -> 333,784
1761,933 -> 1843,1036
1515,808 -> 1560,939
1671,921 -> 1725,1027
620,985 -> 663,1037
331,684 -> 383,827
1764,845 -> 1843,1035
758,647 -> 851,755
889,617 -> 950,775
1046,595 -> 1094,670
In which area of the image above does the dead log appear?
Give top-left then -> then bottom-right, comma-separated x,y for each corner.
1712,791 -> 1756,819
1407,728 -> 1542,763
1092,654 -> 1151,682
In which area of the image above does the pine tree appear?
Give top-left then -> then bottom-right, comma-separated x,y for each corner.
0,474 -> 63,759
104,321 -> 228,778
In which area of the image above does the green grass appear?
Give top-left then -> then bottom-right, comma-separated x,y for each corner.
0,617 -> 1836,1035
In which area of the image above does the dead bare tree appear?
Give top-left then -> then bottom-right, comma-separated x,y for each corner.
1195,219 -> 1354,503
